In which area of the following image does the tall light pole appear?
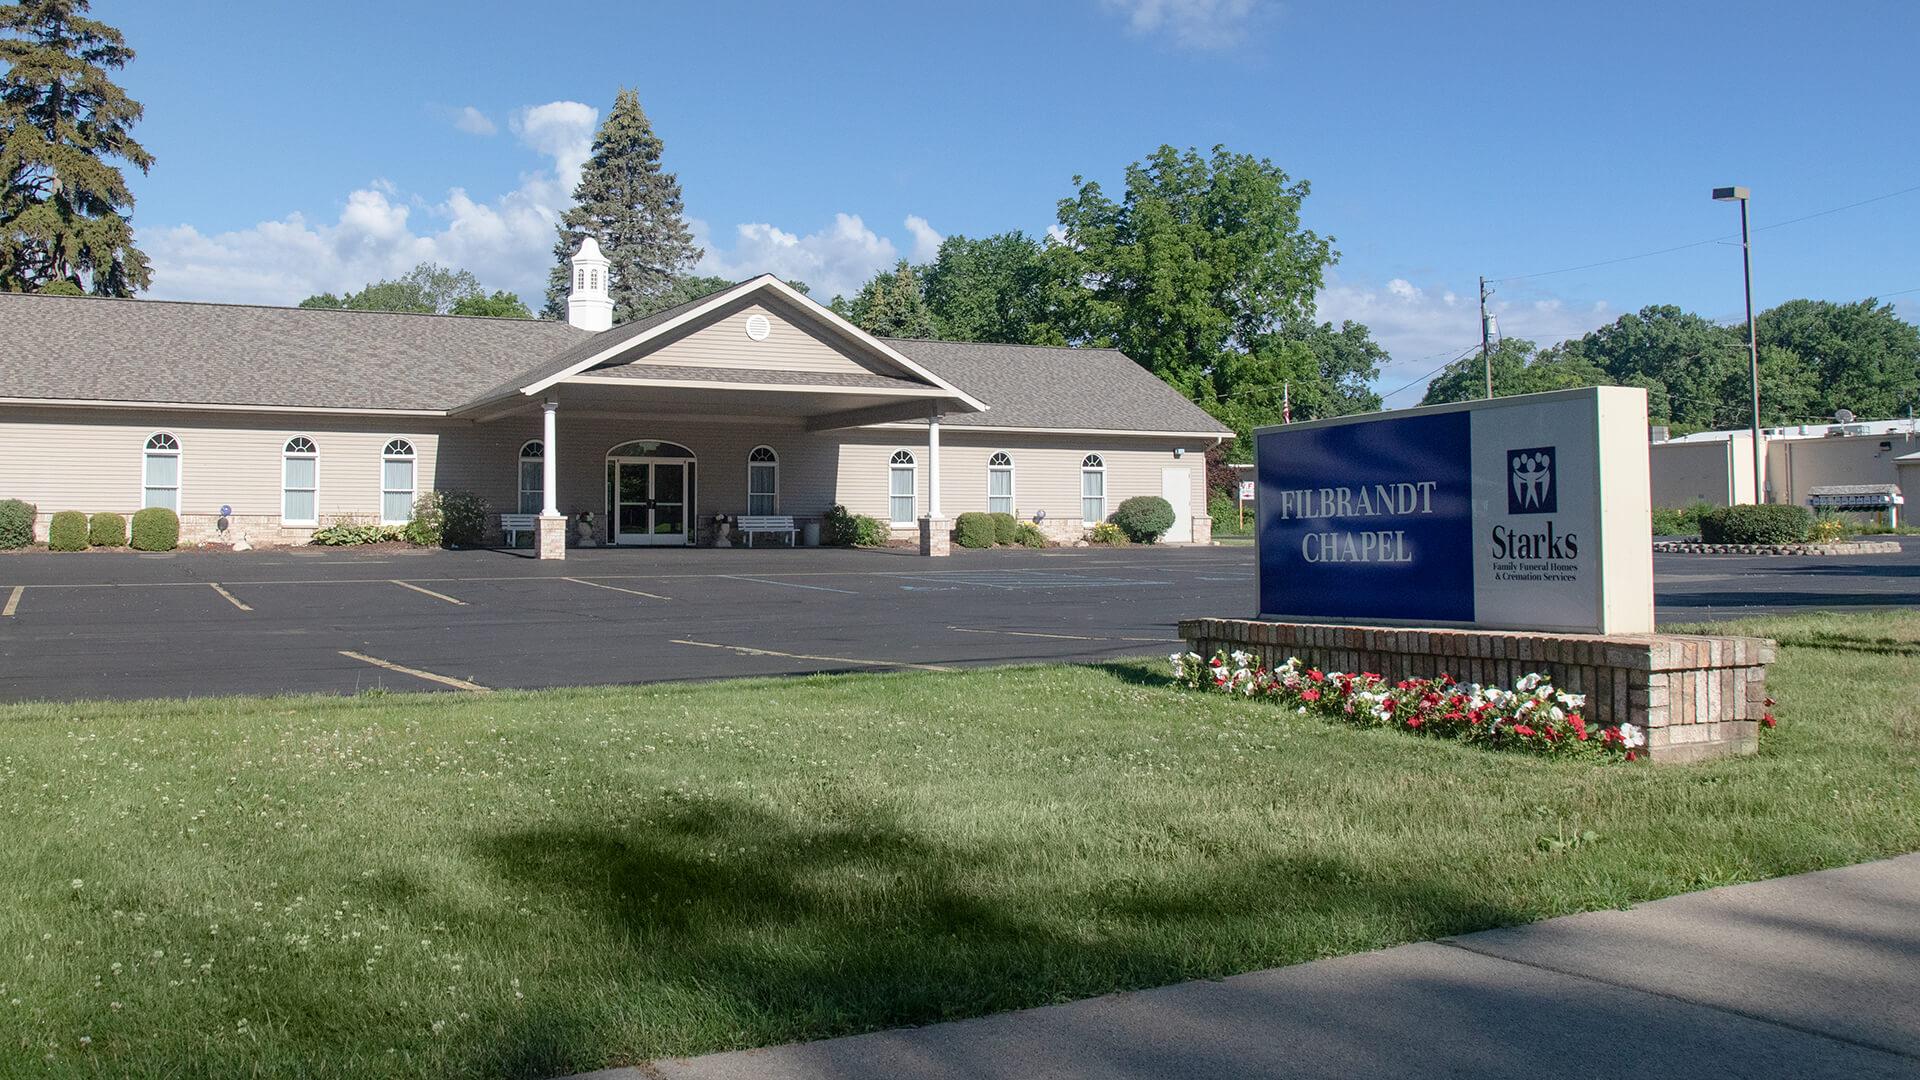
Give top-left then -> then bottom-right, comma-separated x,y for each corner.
1713,185 -> 1763,503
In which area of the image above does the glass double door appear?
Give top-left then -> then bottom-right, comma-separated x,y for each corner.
610,459 -> 691,545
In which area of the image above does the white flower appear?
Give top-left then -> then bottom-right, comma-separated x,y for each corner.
1619,722 -> 1646,749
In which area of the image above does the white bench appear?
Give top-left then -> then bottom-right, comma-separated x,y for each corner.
735,515 -> 796,547
500,513 -> 537,547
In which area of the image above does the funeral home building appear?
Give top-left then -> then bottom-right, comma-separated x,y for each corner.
0,241 -> 1229,558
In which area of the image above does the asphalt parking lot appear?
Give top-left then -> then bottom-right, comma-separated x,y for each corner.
0,539 -> 1912,702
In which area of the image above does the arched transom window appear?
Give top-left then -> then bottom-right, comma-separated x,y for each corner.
987,452 -> 1014,516
518,440 -> 544,514
1080,453 -> 1106,523
382,439 -> 416,524
143,432 -> 181,511
889,449 -> 917,524
748,446 -> 778,515
283,436 -> 318,524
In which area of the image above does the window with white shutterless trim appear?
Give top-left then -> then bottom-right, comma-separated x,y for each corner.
381,439 -> 416,524
1080,454 -> 1106,522
988,452 -> 1014,515
889,449 -> 917,524
747,446 -> 778,515
282,436 -> 318,524
518,440 -> 544,514
143,432 -> 181,511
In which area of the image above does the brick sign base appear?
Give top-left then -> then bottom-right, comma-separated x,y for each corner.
1178,618 -> 1774,764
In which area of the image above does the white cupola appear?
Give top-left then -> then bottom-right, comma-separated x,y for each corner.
566,236 -> 613,332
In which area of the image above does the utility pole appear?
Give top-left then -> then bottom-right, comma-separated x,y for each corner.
1479,276 -> 1494,398
1714,186 -> 1763,503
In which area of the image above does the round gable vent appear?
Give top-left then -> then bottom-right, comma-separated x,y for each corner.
744,313 -> 772,341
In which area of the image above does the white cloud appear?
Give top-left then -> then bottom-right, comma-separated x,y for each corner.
145,101 -> 600,307
1316,274 -> 1614,402
1101,0 -> 1266,49
452,106 -> 497,136
693,212 -> 905,300
904,215 -> 944,263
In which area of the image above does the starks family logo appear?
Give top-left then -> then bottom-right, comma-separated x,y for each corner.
1507,446 -> 1557,515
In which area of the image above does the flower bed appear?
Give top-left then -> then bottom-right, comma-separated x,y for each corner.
1173,648 -> 1651,760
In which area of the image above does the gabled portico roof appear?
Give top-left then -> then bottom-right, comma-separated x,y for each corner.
452,275 -> 988,420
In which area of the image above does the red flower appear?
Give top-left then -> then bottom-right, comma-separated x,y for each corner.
1569,714 -> 1588,740
1762,712 -> 1776,728
1625,750 -> 1638,762
1307,668 -> 1325,682
1300,688 -> 1321,702
1208,656 -> 1224,668
1514,724 -> 1535,737
1382,699 -> 1397,713
1407,717 -> 1423,729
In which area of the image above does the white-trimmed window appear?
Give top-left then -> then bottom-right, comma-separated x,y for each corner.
748,446 -> 778,516
282,436 -> 318,524
518,440 -> 544,514
889,449 -> 917,524
1081,453 -> 1106,522
988,452 -> 1014,516
382,439 -> 416,524
143,432 -> 180,511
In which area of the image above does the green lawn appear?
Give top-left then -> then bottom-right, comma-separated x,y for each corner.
4,612 -> 1918,1078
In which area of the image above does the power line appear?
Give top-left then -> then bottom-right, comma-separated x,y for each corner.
1486,180 -> 1920,284
1377,344 -> 1481,404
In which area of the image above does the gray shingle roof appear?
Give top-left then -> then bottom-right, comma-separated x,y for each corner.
882,339 -> 1232,434
0,290 -> 1231,437
0,292 -> 586,411
586,363 -> 934,391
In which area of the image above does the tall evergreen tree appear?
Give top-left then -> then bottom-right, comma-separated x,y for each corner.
0,0 -> 152,295
543,89 -> 700,322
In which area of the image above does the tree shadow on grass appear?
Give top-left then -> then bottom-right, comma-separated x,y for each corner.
1086,658 -> 1181,690
464,793 -> 1535,1078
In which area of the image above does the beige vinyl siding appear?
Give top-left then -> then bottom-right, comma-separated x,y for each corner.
831,428 -> 1214,530
0,408 -> 441,523
614,296 -> 901,379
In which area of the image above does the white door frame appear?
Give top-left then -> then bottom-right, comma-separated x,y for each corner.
608,455 -> 696,546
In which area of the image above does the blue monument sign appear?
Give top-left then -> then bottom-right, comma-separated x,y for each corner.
1253,386 -> 1655,635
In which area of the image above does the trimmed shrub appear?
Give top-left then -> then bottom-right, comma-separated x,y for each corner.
48,511 -> 89,551
88,512 -> 127,548
1088,521 -> 1127,545
989,512 -> 1018,545
1698,504 -> 1811,545
1110,495 -> 1176,544
0,499 -> 34,549
129,507 -> 179,551
1650,500 -> 1713,537
823,504 -> 891,547
405,490 -> 489,548
1013,521 -> 1048,548
954,512 -> 999,548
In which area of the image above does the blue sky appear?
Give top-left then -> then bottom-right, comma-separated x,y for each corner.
111,0 -> 1919,400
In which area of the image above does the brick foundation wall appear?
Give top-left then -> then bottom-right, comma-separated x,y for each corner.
1179,618 -> 1775,764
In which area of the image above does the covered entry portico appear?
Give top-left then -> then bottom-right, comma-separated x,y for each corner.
450,273 -> 987,559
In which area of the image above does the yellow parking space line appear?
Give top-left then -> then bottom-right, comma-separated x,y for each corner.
338,650 -> 491,693
208,582 -> 253,612
562,577 -> 671,601
2,585 -> 21,617
671,639 -> 954,673
390,579 -> 466,605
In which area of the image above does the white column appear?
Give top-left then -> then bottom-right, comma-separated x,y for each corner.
927,413 -> 942,519
541,399 -> 560,517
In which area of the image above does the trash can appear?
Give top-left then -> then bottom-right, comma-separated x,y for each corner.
802,521 -> 821,547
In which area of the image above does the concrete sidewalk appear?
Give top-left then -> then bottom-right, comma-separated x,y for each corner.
576,853 -> 1920,1080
